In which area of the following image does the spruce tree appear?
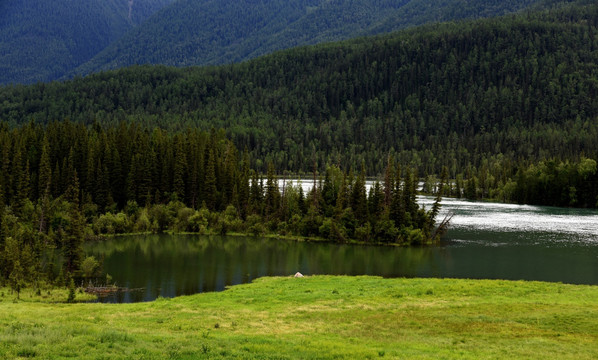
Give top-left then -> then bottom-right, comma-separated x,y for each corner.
63,170 -> 84,275
95,160 -> 110,212
264,163 -> 280,219
173,138 -> 187,202
383,154 -> 395,208
350,164 -> 368,224
38,135 -> 52,201
204,147 -> 218,211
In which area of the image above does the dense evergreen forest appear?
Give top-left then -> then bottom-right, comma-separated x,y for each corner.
1,2 -> 597,181
75,0 -> 544,76
0,0 -> 545,85
0,0 -> 174,84
2,0 -> 598,298
0,122 -> 446,296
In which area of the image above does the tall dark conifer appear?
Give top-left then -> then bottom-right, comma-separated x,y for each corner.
390,164 -> 404,226
351,164 -> 368,224
264,162 -> 280,219
204,147 -> 217,210
383,154 -> 395,208
38,135 -> 52,201
173,138 -> 187,201
63,170 -> 84,275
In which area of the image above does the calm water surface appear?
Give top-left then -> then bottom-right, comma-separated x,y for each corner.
86,197 -> 598,302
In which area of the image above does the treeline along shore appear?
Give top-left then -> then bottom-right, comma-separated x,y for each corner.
0,121 -> 447,297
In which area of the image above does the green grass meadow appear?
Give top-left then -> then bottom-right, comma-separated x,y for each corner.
1,276 -> 597,359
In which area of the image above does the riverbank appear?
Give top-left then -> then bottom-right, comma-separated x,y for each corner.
1,276 -> 597,359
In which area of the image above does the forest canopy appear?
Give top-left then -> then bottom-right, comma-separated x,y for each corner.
1,1 -> 596,178
0,121 -> 447,295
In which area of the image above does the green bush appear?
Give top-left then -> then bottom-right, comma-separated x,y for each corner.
354,222 -> 371,243
175,207 -> 195,232
134,209 -> 151,232
188,209 -> 209,233
80,256 -> 100,278
374,218 -> 398,243
246,214 -> 265,236
93,212 -> 131,234
149,204 -> 172,233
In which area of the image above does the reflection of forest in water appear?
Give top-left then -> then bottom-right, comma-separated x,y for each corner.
86,197 -> 598,303
86,234 -> 436,303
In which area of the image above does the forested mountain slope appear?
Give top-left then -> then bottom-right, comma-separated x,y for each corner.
74,0 -> 545,76
1,1 -> 597,176
0,0 -> 174,84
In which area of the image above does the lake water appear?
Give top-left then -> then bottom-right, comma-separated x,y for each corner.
86,197 -> 598,302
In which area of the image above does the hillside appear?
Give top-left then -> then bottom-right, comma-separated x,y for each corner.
0,0 -> 174,84
1,1 -> 597,176
74,0 -> 544,76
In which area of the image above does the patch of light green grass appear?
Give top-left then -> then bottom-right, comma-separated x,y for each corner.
0,276 -> 597,359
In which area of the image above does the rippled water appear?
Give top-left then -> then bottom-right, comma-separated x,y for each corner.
87,197 -> 598,302
423,197 -> 598,245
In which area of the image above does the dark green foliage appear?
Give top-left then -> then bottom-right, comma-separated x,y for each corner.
511,158 -> 598,207
67,276 -> 76,303
0,0 -> 173,84
1,2 -> 596,177
75,0 -> 544,76
0,121 -> 445,291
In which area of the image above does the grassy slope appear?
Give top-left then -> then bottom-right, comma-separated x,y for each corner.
1,276 -> 597,359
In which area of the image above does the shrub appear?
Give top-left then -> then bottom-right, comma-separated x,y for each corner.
175,207 -> 195,232
246,214 -> 265,236
93,212 -> 131,234
149,204 -> 172,233
134,209 -> 151,232
93,213 -> 116,234
374,218 -> 398,243
188,209 -> 209,233
354,222 -> 371,243
80,256 -> 100,278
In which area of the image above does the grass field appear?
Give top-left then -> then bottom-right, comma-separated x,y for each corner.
1,276 -> 597,359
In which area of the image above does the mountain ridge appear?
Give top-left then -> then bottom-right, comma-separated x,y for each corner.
1,1 -> 596,174
74,0 -> 545,77
0,0 -> 174,85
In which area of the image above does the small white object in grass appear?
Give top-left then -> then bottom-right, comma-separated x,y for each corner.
294,272 -> 304,278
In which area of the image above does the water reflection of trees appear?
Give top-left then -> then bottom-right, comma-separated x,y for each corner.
88,234 -> 440,302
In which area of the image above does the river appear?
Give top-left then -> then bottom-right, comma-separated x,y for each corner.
85,197 -> 598,302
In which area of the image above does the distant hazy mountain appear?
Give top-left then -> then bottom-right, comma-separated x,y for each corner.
74,0 -> 544,77
0,0 -> 174,84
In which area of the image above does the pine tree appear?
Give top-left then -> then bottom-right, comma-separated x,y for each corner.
249,170 -> 263,215
264,162 -> 280,219
0,140 -> 12,208
383,154 -> 395,208
334,173 -> 348,218
51,161 -> 61,199
38,135 -> 52,201
222,142 -> 237,206
95,160 -> 110,212
350,163 -> 368,224
63,170 -> 84,275
13,148 -> 30,218
237,149 -> 251,219
4,235 -> 25,299
173,138 -> 187,201
390,164 -> 404,226
430,166 -> 448,225
204,147 -> 218,210
368,181 -> 384,221
296,185 -> 306,215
